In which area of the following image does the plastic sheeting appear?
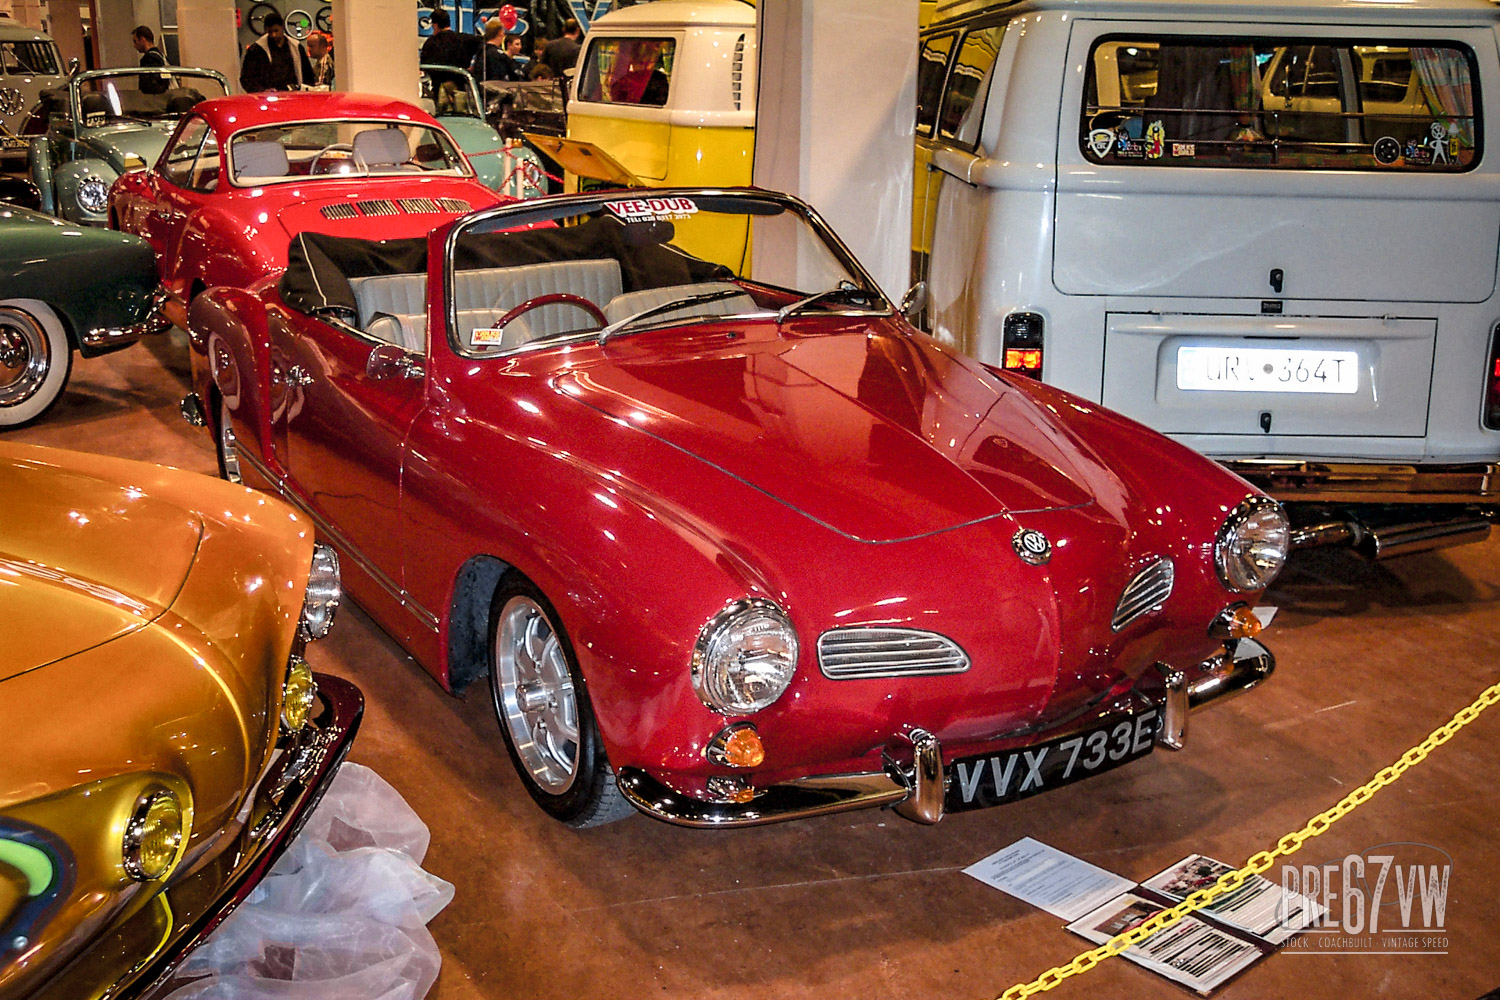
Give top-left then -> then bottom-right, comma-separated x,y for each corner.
160,764 -> 454,1000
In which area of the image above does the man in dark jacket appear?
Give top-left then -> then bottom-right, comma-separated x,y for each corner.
132,25 -> 169,94
239,12 -> 315,93
541,18 -> 581,77
419,8 -> 475,68
470,21 -> 524,84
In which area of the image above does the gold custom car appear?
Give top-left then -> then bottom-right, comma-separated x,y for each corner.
0,442 -> 362,999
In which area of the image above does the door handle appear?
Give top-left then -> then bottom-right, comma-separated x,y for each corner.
285,364 -> 314,386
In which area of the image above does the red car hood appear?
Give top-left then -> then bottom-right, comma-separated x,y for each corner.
556,321 -> 1112,543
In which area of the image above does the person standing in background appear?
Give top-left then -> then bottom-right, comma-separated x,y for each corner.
471,22 -> 524,84
132,25 -> 169,94
239,12 -> 314,92
541,18 -> 581,77
419,7 -> 471,69
306,31 -> 334,87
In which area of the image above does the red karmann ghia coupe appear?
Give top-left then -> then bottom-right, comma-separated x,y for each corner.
183,190 -> 1291,828
110,92 -> 503,329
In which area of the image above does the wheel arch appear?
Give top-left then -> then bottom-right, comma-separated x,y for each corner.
444,553 -> 513,694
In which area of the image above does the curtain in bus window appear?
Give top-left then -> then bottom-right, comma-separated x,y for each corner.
1411,47 -> 1475,145
1147,44 -> 1260,143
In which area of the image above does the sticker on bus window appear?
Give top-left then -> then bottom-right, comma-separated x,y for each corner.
1087,128 -> 1116,158
606,196 -> 699,223
1171,142 -> 1195,158
1372,136 -> 1402,165
471,327 -> 506,347
1145,120 -> 1165,159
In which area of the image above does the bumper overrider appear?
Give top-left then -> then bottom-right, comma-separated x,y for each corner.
79,288 -> 172,352
29,674 -> 363,1000
616,641 -> 1273,829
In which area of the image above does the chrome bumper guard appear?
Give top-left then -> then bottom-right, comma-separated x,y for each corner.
617,643 -> 1274,829
1225,458 -> 1499,505
80,288 -> 172,350
31,674 -> 363,1000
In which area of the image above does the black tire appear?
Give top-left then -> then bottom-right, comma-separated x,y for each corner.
487,573 -> 633,828
0,302 -> 72,428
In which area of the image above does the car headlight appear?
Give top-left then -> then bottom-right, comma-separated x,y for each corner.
281,655 -> 318,731
299,543 -> 341,640
1214,495 -> 1290,592
121,788 -> 184,882
692,598 -> 799,714
75,175 -> 109,215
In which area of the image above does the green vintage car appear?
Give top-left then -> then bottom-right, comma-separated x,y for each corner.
26,67 -> 227,225
420,64 -> 511,191
0,205 -> 165,426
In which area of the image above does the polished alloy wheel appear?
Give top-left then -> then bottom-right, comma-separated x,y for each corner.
217,397 -> 243,484
493,596 -> 580,794
0,308 -> 51,410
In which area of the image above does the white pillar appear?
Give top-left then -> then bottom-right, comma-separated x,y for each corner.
331,0 -> 418,102
176,0 -> 237,84
752,0 -> 917,300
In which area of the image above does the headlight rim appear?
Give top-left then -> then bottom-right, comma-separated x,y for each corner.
121,786 -> 184,882
1214,494 -> 1290,593
298,542 -> 341,641
75,175 -> 110,215
691,597 -> 800,716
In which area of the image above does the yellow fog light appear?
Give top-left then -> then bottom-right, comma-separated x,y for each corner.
704,722 -> 765,768
1210,603 -> 1263,641
122,789 -> 183,882
280,656 -> 317,732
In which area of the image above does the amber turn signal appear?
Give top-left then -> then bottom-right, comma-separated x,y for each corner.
705,722 -> 765,768
1210,603 -> 1263,641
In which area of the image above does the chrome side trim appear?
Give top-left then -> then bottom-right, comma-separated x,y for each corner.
231,447 -> 440,634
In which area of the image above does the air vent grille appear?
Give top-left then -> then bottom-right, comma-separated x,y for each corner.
817,627 -> 970,680
438,197 -> 472,213
354,198 -> 400,217
731,34 -> 745,111
398,197 -> 442,214
319,203 -> 358,220
1112,557 -> 1175,632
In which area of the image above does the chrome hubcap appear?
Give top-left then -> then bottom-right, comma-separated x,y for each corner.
493,596 -> 579,793
217,400 -> 242,484
0,309 -> 49,408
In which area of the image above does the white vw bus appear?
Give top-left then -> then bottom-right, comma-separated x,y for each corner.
916,0 -> 1500,557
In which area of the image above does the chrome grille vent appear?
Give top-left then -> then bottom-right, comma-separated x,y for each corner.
319,203 -> 358,220
437,197 -> 471,213
398,197 -> 442,214
731,34 -> 745,110
818,627 -> 970,680
354,198 -> 400,217
1112,557 -> 1174,632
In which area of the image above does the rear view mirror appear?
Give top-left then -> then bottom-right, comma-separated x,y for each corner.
366,343 -> 423,380
898,281 -> 928,325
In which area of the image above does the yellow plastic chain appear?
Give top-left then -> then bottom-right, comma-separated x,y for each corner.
995,677 -> 1500,1000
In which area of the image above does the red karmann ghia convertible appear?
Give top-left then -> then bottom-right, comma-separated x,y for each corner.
183,190 -> 1291,828
110,92 -> 503,329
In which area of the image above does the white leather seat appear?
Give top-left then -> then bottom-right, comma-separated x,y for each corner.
603,282 -> 757,324
452,259 -> 623,346
348,273 -> 428,352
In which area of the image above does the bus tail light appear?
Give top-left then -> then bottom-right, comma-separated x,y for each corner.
1002,312 -> 1044,379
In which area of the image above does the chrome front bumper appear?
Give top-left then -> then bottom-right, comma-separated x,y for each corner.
28,675 -> 363,1000
79,288 -> 172,351
616,642 -> 1275,829
1225,459 -> 1499,505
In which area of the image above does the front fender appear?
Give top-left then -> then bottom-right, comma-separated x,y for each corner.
52,158 -> 116,226
189,288 -> 279,480
26,137 -> 53,216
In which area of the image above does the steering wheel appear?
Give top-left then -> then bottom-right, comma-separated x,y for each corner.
285,9 -> 314,39
246,1 -> 278,34
315,5 -> 333,31
490,294 -> 607,336
309,142 -> 360,175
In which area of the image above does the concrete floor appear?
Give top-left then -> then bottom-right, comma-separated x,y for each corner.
13,334 -> 1500,1000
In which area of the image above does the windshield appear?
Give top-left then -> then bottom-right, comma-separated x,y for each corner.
420,66 -> 480,117
227,120 -> 471,186
442,191 -> 885,355
75,71 -> 226,124
0,40 -> 59,76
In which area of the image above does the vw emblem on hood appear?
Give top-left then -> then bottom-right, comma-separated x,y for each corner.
0,88 -> 22,117
1012,527 -> 1051,565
